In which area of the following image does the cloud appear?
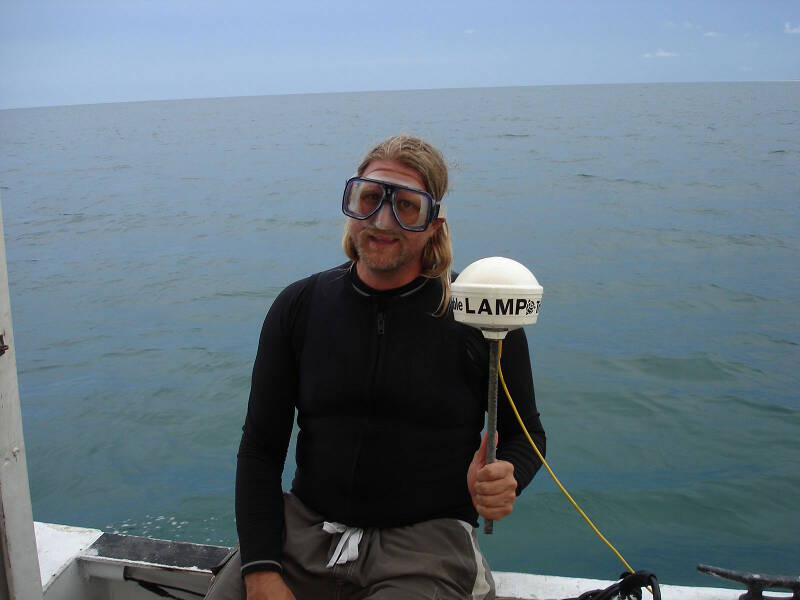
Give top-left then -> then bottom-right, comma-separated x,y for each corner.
464,29 -> 476,35
643,49 -> 679,59
704,31 -> 720,37
786,22 -> 800,34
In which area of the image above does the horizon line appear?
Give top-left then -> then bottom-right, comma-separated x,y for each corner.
2,79 -> 798,112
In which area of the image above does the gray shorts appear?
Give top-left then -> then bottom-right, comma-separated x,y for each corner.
206,493 -> 495,600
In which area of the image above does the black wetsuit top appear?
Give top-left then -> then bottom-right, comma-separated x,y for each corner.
236,263 -> 546,575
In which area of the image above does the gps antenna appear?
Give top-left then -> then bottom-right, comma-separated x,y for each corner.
451,257 -> 543,533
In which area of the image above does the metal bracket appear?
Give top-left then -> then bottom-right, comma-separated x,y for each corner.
698,564 -> 800,600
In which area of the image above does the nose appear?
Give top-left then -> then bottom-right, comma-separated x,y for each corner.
372,199 -> 396,229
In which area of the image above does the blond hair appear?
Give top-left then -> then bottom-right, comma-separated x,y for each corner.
342,135 -> 453,316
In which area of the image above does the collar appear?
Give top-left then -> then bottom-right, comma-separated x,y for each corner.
348,262 -> 430,298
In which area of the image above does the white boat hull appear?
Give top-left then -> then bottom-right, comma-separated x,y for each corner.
34,522 -> 742,600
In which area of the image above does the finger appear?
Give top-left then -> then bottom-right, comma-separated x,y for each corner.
472,431 -> 489,468
478,431 -> 489,454
476,478 -> 516,497
476,461 -> 514,482
475,477 -> 517,496
475,501 -> 514,521
476,487 -> 516,505
475,488 -> 517,507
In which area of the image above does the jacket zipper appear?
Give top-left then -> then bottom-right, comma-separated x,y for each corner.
377,311 -> 385,336
345,301 -> 385,520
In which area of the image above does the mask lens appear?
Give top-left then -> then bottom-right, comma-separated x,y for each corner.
345,179 -> 385,218
393,189 -> 428,229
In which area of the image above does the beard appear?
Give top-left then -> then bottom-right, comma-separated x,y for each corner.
351,225 -> 414,273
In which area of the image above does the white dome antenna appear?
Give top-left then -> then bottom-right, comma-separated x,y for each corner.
451,257 -> 543,534
451,256 -> 542,339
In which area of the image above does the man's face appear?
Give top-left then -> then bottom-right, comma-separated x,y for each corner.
347,159 -> 442,288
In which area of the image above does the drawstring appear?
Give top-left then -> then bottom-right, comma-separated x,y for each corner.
322,522 -> 364,568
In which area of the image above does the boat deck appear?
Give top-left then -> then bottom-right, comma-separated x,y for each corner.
35,522 -> 741,600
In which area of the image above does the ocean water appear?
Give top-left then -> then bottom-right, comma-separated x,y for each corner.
1,83 -> 798,588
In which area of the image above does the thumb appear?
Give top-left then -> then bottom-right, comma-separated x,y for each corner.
473,431 -> 489,468
476,430 -> 500,460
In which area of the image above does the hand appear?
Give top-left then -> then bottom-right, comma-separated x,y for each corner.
244,571 -> 296,600
467,432 -> 518,521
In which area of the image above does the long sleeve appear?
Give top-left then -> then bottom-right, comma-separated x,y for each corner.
235,277 -> 313,576
495,327 -> 546,494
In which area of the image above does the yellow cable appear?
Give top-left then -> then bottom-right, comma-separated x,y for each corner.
497,340 -> 637,576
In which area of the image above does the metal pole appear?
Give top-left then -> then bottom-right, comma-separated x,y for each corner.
483,338 -> 500,534
0,198 -> 43,600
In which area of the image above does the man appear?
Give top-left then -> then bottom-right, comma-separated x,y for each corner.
206,135 -> 546,600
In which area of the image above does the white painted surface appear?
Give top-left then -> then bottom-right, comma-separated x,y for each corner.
34,522 -> 102,590
31,520 -> 746,600
494,571 -> 741,599
1,200 -> 44,600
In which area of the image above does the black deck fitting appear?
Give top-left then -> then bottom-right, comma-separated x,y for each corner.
698,564 -> 800,600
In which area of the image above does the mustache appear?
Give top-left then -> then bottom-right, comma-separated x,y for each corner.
358,226 -> 402,240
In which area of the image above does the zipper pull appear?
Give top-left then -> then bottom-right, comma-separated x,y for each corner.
377,312 -> 385,335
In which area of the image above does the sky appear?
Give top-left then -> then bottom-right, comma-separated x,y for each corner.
1,0 -> 799,110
